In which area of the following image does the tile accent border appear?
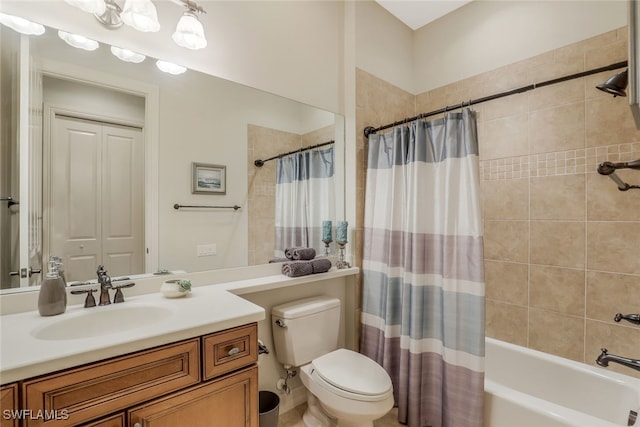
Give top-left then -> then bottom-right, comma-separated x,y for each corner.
480,142 -> 640,181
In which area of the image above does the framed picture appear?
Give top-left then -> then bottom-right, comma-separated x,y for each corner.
192,162 -> 226,195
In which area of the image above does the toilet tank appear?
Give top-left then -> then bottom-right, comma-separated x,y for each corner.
271,296 -> 341,367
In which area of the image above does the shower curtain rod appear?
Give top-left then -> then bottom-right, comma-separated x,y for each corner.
363,60 -> 628,138
254,140 -> 334,167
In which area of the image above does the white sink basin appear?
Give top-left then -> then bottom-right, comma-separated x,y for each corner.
31,304 -> 174,341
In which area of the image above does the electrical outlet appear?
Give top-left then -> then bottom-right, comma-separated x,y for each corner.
197,243 -> 217,257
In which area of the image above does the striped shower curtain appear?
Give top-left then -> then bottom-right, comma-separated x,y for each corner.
274,146 -> 335,257
360,109 -> 485,427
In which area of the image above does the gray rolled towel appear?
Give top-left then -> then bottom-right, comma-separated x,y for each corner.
281,257 -> 332,277
284,247 -> 316,260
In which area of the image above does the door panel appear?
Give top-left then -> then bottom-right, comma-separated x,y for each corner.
49,115 -> 143,281
51,118 -> 101,282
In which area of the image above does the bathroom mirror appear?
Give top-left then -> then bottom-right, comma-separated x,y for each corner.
0,23 -> 344,292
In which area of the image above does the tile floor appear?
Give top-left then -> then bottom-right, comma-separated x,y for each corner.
277,403 -> 402,427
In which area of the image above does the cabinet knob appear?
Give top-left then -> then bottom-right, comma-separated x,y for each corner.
134,423 -> 142,427
228,347 -> 240,356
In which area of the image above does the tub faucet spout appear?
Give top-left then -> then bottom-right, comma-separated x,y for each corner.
596,348 -> 640,372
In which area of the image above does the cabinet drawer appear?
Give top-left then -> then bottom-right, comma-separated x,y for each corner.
202,323 -> 257,380
128,365 -> 258,427
22,339 -> 200,427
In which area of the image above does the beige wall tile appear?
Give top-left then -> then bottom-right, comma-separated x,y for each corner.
530,174 -> 585,220
587,222 -> 640,275
530,221 -> 585,268
486,300 -> 528,347
586,96 -> 640,148
484,220 -> 529,263
482,114 -> 529,160
529,102 -> 585,155
586,320 -> 640,379
483,179 -> 529,220
529,308 -> 585,362
586,271 -> 640,323
482,93 -> 528,122
584,39 -> 627,70
530,265 -> 585,316
587,173 -> 640,221
485,261 -> 528,306
528,79 -> 584,112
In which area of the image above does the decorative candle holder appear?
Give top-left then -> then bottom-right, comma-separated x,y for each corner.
336,241 -> 351,269
322,239 -> 332,256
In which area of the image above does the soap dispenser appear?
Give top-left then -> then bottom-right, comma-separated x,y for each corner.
38,260 -> 67,316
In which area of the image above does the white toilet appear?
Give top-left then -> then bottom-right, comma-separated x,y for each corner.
271,296 -> 394,427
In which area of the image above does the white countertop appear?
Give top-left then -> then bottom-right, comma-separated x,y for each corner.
0,267 -> 358,384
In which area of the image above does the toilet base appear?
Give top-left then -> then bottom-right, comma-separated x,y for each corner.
301,391 -> 379,427
302,392 -> 335,427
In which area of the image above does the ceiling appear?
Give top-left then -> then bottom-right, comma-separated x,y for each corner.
375,0 -> 473,30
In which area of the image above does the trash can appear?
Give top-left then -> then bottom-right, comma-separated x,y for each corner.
259,390 -> 280,427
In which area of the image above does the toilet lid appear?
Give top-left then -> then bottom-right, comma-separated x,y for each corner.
311,349 -> 392,396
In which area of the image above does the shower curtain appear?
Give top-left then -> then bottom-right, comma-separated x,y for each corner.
360,109 -> 485,427
274,146 -> 335,257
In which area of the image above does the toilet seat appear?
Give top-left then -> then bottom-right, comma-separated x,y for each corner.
309,349 -> 393,402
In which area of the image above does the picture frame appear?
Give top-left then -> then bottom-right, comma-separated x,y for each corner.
192,162 -> 226,195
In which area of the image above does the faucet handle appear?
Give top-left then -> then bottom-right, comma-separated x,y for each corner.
71,288 -> 97,308
614,313 -> 640,325
112,282 -> 135,303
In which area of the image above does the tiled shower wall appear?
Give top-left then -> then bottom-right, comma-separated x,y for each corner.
356,27 -> 640,376
247,124 -> 334,265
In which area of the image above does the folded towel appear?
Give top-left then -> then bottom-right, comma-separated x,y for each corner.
284,247 -> 316,260
268,257 -> 289,263
281,257 -> 332,277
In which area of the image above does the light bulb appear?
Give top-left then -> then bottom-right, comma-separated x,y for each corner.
172,12 -> 207,50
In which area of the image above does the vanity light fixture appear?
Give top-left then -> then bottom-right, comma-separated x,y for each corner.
58,30 -> 100,51
0,13 -> 45,36
172,0 -> 207,50
110,46 -> 146,63
64,0 -> 207,50
156,59 -> 187,75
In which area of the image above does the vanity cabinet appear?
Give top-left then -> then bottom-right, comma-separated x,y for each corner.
128,365 -> 256,427
16,323 -> 258,427
0,383 -> 19,427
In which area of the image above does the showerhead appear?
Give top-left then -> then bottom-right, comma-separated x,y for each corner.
596,69 -> 628,97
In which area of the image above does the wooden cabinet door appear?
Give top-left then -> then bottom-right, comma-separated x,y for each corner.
0,384 -> 19,427
129,365 -> 258,427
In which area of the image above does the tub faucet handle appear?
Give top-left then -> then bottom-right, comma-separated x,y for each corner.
614,313 -> 640,325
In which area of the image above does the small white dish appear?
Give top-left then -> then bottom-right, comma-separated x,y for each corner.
160,279 -> 192,298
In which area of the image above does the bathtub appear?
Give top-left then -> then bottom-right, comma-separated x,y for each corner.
485,337 -> 640,427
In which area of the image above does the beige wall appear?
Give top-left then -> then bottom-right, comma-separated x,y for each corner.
356,28 -> 640,377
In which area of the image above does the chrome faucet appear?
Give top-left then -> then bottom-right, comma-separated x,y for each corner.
596,348 -> 640,372
96,265 -> 112,306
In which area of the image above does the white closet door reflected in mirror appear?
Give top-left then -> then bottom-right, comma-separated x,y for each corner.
48,114 -> 144,282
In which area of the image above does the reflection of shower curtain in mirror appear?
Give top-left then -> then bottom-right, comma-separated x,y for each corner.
274,147 -> 335,257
